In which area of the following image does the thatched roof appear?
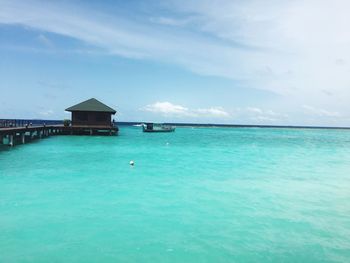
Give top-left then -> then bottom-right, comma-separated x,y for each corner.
66,98 -> 116,114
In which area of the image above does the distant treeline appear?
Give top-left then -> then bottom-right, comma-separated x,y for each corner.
116,121 -> 350,130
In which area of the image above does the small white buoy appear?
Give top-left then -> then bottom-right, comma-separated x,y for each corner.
129,160 -> 135,166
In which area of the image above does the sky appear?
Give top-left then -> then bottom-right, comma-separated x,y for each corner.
1,0 -> 350,126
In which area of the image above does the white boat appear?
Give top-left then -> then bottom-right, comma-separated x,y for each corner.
142,123 -> 175,132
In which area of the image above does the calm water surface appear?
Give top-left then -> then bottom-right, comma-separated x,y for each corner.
1,126 -> 350,262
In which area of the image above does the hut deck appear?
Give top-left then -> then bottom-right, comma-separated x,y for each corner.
63,125 -> 118,135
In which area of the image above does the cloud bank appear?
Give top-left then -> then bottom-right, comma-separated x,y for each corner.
1,0 -> 350,124
1,1 -> 349,96
142,102 -> 230,118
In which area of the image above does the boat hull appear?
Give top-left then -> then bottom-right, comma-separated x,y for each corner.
143,128 -> 175,132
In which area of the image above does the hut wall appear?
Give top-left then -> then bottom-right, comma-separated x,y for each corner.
71,111 -> 112,127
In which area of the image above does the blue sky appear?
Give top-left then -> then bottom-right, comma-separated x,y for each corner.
1,0 -> 350,126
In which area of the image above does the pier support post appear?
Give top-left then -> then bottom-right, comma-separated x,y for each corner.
21,133 -> 25,144
39,130 -> 42,139
9,134 -> 14,147
0,135 -> 3,145
90,129 -> 93,135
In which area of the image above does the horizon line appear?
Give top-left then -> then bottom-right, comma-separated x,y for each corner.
1,118 -> 350,130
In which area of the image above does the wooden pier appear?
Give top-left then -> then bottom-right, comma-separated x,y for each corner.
0,125 -> 118,147
0,125 -> 64,147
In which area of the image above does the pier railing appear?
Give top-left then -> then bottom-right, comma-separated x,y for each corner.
0,119 -> 63,128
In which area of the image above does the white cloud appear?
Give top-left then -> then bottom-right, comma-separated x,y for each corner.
194,107 -> 230,117
142,102 -> 230,118
38,109 -> 54,116
142,103 -> 289,123
166,0 -> 350,113
303,105 -> 341,117
150,17 -> 194,27
37,34 -> 53,47
246,107 -> 263,115
142,102 -> 189,115
238,107 -> 288,123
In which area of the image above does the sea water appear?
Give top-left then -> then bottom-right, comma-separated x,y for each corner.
0,126 -> 350,262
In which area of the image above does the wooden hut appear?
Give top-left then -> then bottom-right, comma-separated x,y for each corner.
65,98 -> 118,135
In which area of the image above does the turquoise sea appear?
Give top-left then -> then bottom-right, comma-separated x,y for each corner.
1,126 -> 350,262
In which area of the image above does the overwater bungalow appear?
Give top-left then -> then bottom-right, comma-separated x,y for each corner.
0,98 -> 118,147
65,98 -> 118,135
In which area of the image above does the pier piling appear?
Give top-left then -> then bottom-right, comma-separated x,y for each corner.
9,134 -> 14,147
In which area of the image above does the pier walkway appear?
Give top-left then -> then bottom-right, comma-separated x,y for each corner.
0,119 -> 118,147
0,125 -> 64,147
